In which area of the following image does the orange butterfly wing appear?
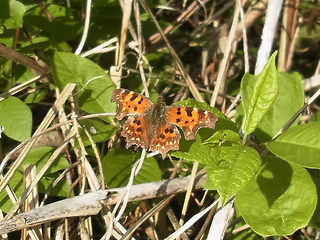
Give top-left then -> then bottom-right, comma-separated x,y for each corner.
149,122 -> 181,159
111,88 -> 153,120
121,116 -> 151,150
112,88 -> 218,159
166,106 -> 218,140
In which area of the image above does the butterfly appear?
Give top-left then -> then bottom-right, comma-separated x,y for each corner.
111,88 -> 218,159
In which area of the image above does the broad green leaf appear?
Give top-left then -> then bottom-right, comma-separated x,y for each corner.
0,96 -> 32,141
266,122 -> 320,168
204,145 -> 261,204
102,148 -> 161,188
22,147 -> 69,174
52,52 -> 115,117
172,133 -> 213,162
241,51 -> 278,137
236,156 -> 317,236
78,119 -> 117,146
0,0 -> 26,29
255,71 -> 304,141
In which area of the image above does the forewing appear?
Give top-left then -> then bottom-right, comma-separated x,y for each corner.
121,116 -> 150,150
149,122 -> 181,159
111,88 -> 153,120
166,106 -> 218,140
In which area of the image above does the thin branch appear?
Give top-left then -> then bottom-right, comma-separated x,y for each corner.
75,0 -> 92,55
0,44 -> 48,75
0,173 -> 206,235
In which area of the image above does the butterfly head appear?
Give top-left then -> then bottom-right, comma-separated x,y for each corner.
156,96 -> 166,107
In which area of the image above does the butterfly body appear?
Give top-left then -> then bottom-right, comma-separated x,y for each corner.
112,88 -> 218,159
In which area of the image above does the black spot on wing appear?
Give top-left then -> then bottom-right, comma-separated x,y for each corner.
130,92 -> 139,101
138,98 -> 143,104
185,107 -> 193,117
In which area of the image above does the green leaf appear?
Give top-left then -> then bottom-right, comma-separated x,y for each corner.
48,17 -> 83,43
203,129 -> 241,145
0,171 -> 24,213
0,0 -> 26,29
311,110 -> 320,122
78,118 -> 117,146
309,174 -> 320,229
24,88 -> 48,104
0,96 -> 32,141
102,148 -> 161,188
22,147 -> 69,174
38,175 -> 71,198
236,156 -> 317,236
255,71 -> 304,141
52,52 -> 116,118
0,146 -> 69,213
266,122 -> 320,168
204,145 -> 262,205
171,133 -> 213,162
241,51 -> 278,137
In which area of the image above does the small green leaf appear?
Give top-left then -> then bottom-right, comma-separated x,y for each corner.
241,51 -> 279,137
236,156 -> 317,236
266,122 -> 320,168
0,96 -> 32,141
24,89 -> 48,104
52,52 -> 115,117
171,99 -> 238,161
204,145 -> 262,204
0,0 -> 26,29
172,133 -> 213,162
203,129 -> 241,145
102,148 -> 161,188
